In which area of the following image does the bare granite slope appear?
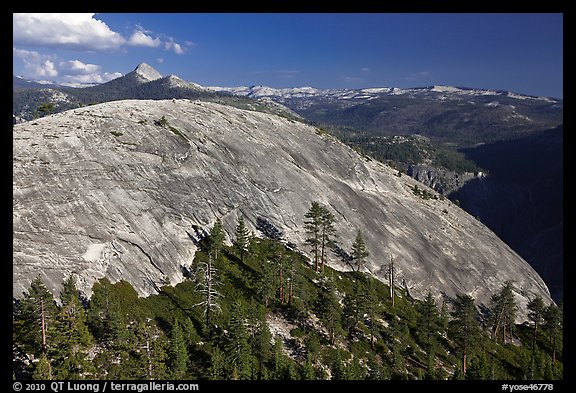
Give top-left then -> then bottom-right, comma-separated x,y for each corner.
12,99 -> 552,317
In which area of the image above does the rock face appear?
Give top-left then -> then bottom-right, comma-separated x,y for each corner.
407,164 -> 480,194
13,99 -> 552,317
134,63 -> 162,82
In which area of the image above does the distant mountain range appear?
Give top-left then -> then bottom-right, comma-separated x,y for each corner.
15,64 -> 562,147
208,84 -> 562,147
13,63 -> 300,123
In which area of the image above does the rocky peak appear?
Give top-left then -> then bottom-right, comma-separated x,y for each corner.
134,63 -> 162,82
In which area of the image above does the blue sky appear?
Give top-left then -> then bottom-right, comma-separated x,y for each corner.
13,13 -> 563,98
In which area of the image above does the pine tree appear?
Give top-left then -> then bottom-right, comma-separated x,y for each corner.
169,321 -> 189,379
448,294 -> 480,376
247,300 -> 271,361
233,215 -> 250,264
13,276 -> 58,379
319,206 -> 336,272
32,352 -> 52,380
350,229 -> 369,273
208,218 -> 225,260
331,349 -> 347,380
318,278 -> 342,345
132,320 -> 169,380
362,278 -> 379,348
416,292 -> 441,357
259,258 -> 276,307
52,276 -> 93,379
304,201 -> 323,272
302,354 -> 316,380
527,296 -> 545,350
489,281 -> 516,344
544,304 -> 562,364
209,346 -> 228,380
342,284 -> 362,336
273,336 -> 285,379
225,300 -> 252,379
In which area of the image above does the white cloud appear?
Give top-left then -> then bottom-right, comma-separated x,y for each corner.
13,47 -> 58,78
13,48 -> 42,61
13,13 -> 125,51
14,47 -> 124,85
361,67 -> 371,72
165,39 -> 186,55
59,59 -> 101,75
36,60 -> 58,77
128,30 -> 161,48
157,58 -> 164,64
62,71 -> 122,85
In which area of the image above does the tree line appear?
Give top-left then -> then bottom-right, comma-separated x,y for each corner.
13,203 -> 563,380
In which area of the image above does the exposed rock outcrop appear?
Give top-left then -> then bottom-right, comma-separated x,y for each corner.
13,99 -> 552,318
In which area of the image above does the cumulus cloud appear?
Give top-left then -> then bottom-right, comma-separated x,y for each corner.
14,47 -> 124,85
157,58 -> 164,64
59,59 -> 101,75
35,60 -> 58,77
62,71 -> 122,85
13,13 -> 125,51
128,30 -> 161,48
13,14 -> 192,60
13,48 -> 58,78
361,67 -> 371,72
165,39 -> 186,55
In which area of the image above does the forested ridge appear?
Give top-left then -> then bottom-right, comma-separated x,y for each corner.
13,204 -> 563,381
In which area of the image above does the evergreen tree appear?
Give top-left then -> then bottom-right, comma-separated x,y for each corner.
225,300 -> 252,379
416,292 -> 441,357
13,276 -> 58,356
319,206 -> 336,272
448,294 -> 480,376
208,218 -> 225,260
32,352 -> 52,380
350,229 -> 369,272
273,336 -> 285,379
259,257 -> 276,307
362,278 -> 379,348
169,321 -> 189,379
233,215 -> 250,264
342,285 -> 362,336
209,347 -> 227,380
52,276 -> 93,379
247,302 -> 271,375
132,320 -> 169,380
527,296 -> 546,350
302,354 -> 316,380
318,278 -> 343,345
304,201 -> 323,272
489,281 -> 516,344
331,349 -> 345,380
544,304 -> 562,364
